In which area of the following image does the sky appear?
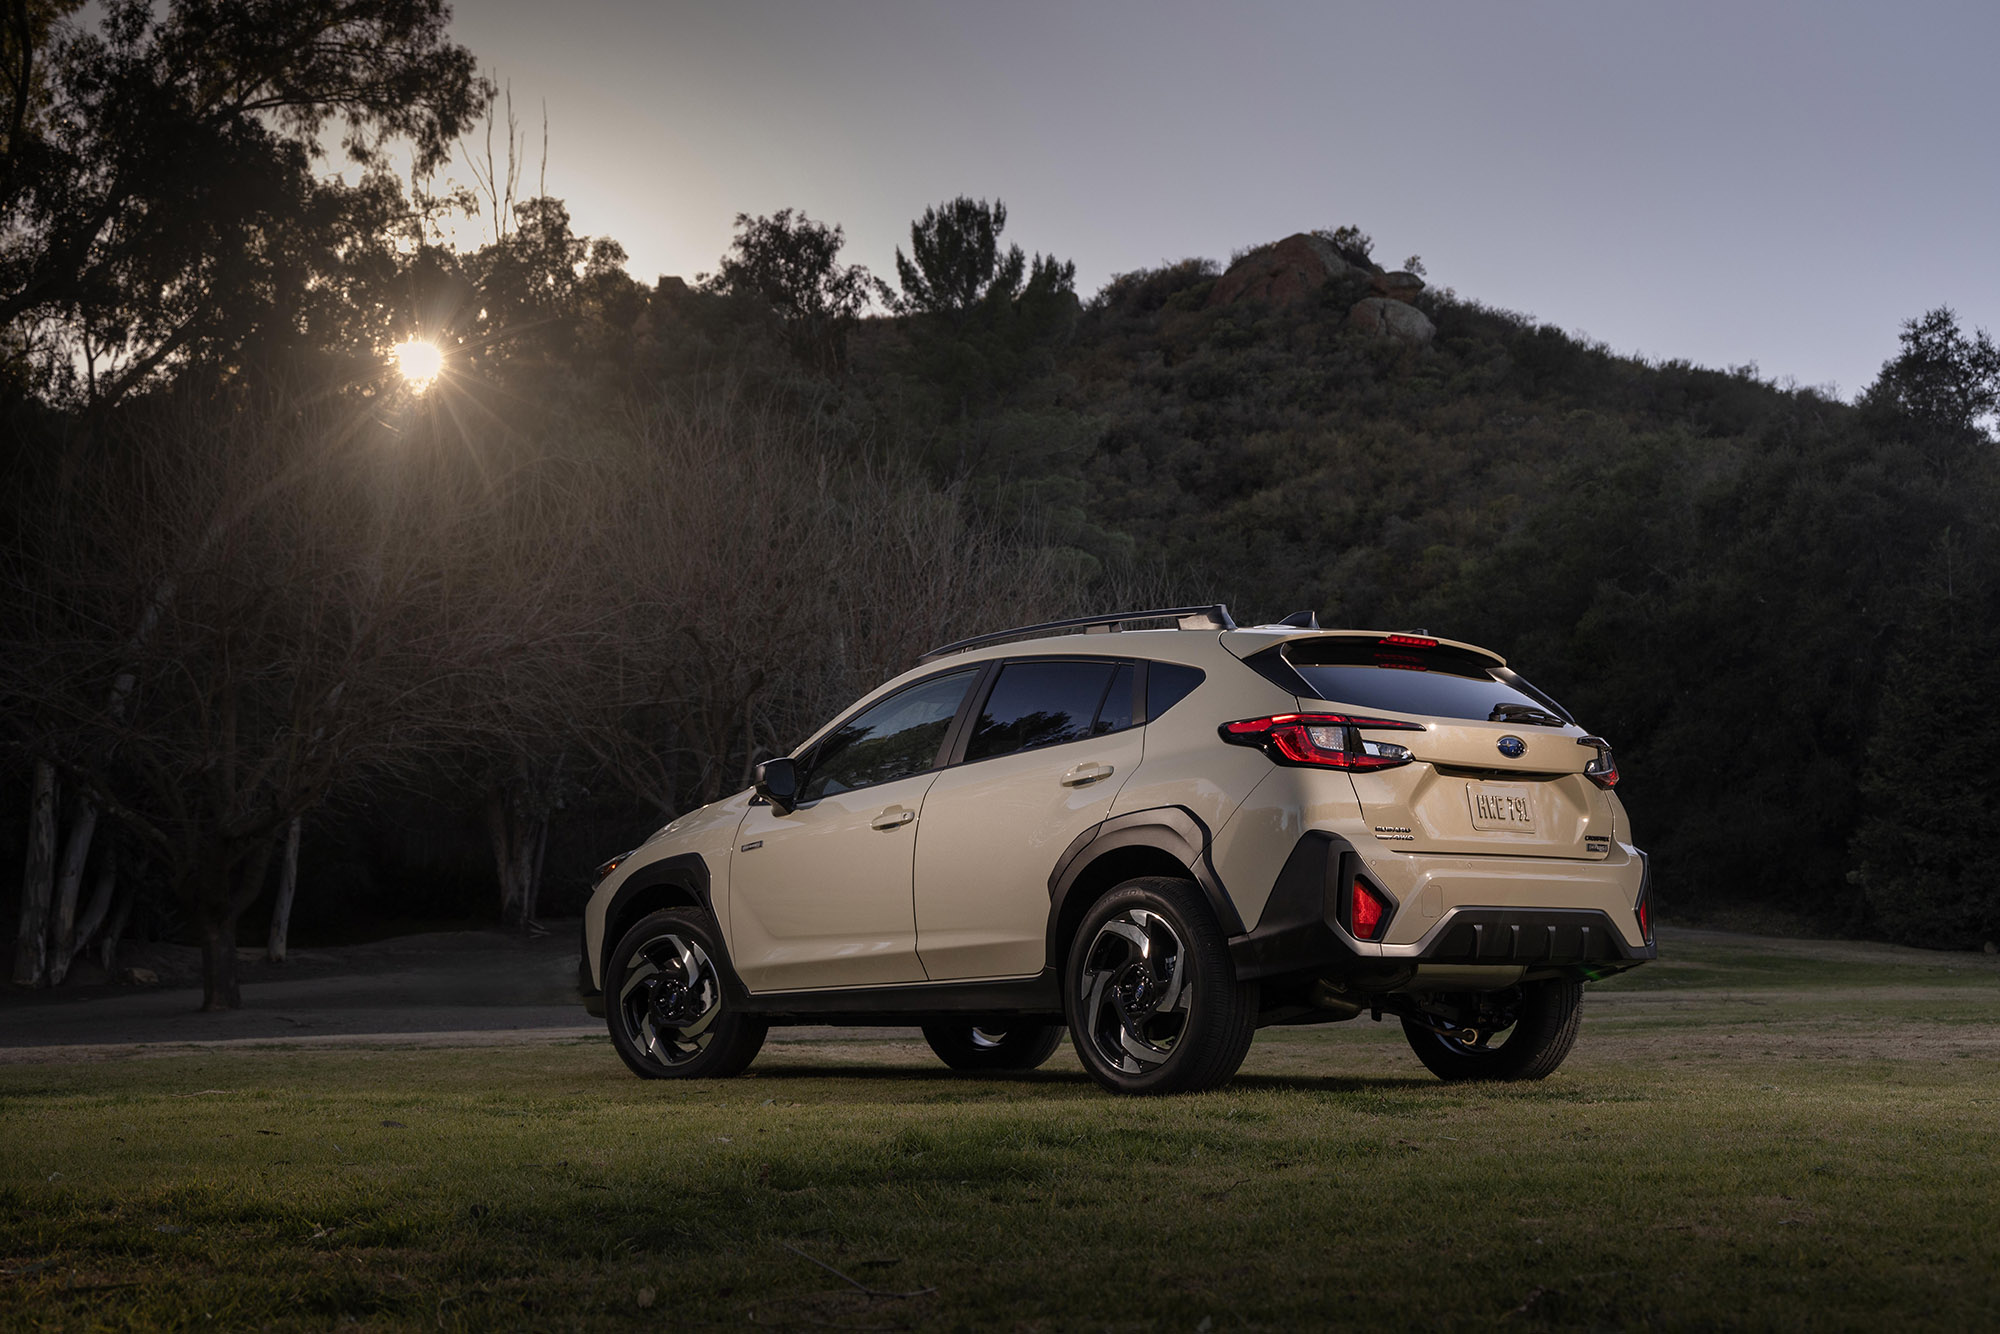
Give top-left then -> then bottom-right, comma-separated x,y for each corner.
442,0 -> 2000,401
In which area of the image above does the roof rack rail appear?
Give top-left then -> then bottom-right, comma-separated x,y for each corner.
917,605 -> 1236,664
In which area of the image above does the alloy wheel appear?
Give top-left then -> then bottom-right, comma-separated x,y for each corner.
1077,908 -> 1193,1074
617,932 -> 722,1068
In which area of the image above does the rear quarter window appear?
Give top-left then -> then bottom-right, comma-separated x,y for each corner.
1145,662 -> 1205,720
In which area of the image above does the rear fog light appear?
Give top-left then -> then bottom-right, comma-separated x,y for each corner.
1352,879 -> 1387,940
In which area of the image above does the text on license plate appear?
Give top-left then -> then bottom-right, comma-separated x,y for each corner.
1467,782 -> 1535,831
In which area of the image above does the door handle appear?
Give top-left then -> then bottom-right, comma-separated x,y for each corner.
1061,762 -> 1115,787
870,806 -> 915,830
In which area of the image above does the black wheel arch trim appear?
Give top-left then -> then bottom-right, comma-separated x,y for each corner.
598,852 -> 753,1005
1044,805 -> 1247,969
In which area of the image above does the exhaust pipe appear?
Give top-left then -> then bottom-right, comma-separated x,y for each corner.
1308,978 -> 1364,1019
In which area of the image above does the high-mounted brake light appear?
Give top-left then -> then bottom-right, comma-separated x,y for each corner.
1577,735 -> 1619,789
1351,879 -> 1387,939
1220,713 -> 1424,771
1379,634 -> 1438,649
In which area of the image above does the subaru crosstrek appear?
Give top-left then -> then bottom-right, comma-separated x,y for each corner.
580,607 -> 1653,1095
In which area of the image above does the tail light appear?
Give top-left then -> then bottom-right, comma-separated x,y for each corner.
1577,736 -> 1619,789
1220,713 -> 1425,771
1350,878 -> 1389,940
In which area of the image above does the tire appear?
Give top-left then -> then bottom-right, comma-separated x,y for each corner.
605,908 -> 767,1080
920,1022 -> 1065,1072
1400,979 -> 1584,1082
1063,876 -> 1258,1095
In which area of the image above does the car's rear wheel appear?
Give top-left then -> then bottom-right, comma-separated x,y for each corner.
606,908 -> 767,1080
1064,876 -> 1258,1095
920,1022 -> 1065,1071
1400,978 -> 1583,1082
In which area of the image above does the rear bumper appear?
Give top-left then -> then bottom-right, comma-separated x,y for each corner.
1229,831 -> 1654,984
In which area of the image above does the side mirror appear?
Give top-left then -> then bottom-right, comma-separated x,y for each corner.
753,757 -> 799,815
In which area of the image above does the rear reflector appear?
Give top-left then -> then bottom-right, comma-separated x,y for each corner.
1352,879 -> 1387,939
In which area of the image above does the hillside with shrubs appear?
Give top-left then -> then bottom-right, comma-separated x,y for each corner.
5,4 -> 1997,1006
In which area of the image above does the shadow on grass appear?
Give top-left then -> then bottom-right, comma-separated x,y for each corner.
737,1060 -> 1440,1096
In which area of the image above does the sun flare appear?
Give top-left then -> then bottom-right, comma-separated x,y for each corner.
391,338 -> 444,391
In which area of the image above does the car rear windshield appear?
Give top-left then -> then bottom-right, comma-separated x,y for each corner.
1279,638 -> 1572,725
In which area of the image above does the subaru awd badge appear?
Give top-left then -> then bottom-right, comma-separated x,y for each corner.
1497,735 -> 1526,758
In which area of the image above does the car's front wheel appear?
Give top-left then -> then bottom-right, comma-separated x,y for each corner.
1064,876 -> 1258,1095
1400,979 -> 1583,1082
606,908 -> 767,1080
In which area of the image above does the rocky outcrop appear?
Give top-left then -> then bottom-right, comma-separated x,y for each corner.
1347,297 -> 1435,344
1206,233 -> 1352,308
1206,232 -> 1435,345
1369,270 -> 1426,303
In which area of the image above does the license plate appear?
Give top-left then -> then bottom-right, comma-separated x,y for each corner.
1467,782 -> 1535,832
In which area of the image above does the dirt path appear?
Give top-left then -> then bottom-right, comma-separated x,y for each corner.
0,924 -> 593,1061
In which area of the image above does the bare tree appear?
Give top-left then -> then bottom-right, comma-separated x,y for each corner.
0,379 -> 577,1007
559,386 -> 1111,823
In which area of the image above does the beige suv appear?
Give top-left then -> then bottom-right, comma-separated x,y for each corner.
580,607 -> 1653,1095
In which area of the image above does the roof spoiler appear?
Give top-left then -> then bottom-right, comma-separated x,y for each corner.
917,605 -> 1236,664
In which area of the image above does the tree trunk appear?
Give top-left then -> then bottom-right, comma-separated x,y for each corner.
200,913 -> 241,1011
11,760 -> 57,987
194,834 -> 273,1011
521,815 -> 548,929
485,788 -> 524,926
99,875 -> 136,975
266,817 -> 301,963
47,797 -> 100,985
55,842 -> 117,985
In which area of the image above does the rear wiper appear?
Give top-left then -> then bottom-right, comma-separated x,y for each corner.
1489,702 -> 1567,728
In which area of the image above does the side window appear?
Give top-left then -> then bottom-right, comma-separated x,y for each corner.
1146,662 -> 1205,720
800,668 -> 979,803
965,660 -> 1126,762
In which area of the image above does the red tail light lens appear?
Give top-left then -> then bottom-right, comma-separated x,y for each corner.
1351,878 -> 1387,939
1637,896 -> 1651,940
1220,713 -> 1424,771
1577,736 -> 1619,789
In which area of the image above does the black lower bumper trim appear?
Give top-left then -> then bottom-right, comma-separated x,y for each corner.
1227,832 -> 1655,983
1421,910 -> 1653,966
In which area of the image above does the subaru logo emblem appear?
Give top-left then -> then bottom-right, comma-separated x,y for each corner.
1497,735 -> 1526,758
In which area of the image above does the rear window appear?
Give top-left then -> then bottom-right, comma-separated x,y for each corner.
1278,639 -> 1570,725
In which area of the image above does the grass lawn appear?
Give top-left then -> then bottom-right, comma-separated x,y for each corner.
3,931 -> 1997,1331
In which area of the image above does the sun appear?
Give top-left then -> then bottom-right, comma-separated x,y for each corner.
391,338 -> 445,392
